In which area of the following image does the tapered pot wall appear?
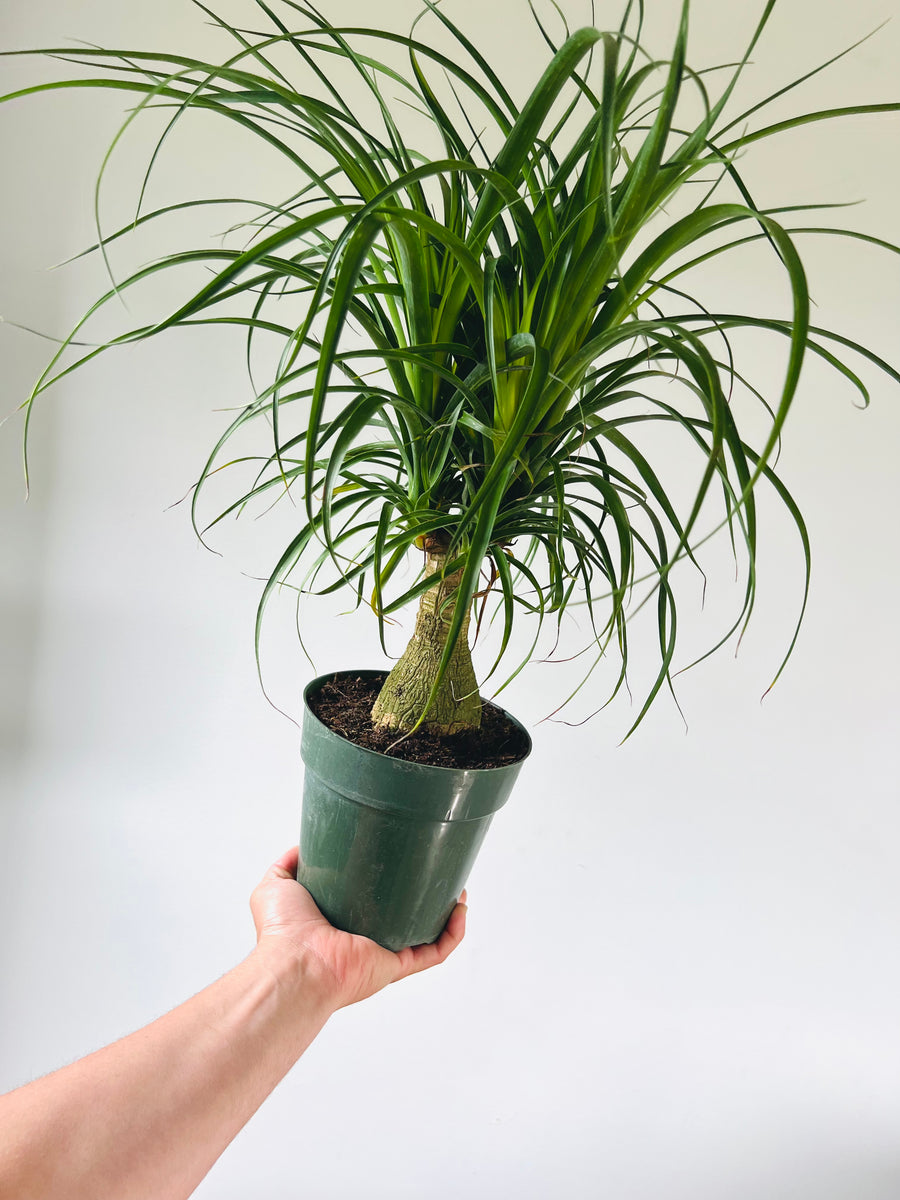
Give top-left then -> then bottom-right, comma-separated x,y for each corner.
297,671 -> 531,951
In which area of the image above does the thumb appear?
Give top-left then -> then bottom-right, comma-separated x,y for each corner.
264,845 -> 299,881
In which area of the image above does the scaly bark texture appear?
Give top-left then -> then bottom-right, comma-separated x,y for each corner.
371,544 -> 481,735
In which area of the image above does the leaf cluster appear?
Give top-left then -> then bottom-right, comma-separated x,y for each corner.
5,0 -> 899,732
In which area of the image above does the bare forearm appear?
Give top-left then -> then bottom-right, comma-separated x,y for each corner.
0,948 -> 334,1200
0,846 -> 466,1199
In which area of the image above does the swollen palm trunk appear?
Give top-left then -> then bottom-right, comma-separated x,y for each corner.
371,543 -> 481,736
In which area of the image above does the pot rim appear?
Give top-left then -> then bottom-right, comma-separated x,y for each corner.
303,668 -> 532,776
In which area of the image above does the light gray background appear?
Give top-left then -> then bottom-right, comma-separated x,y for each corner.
2,1 -> 899,1197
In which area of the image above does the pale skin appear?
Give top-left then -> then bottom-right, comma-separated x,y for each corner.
0,847 -> 467,1200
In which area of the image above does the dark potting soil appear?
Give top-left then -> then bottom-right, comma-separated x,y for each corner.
308,672 -> 530,770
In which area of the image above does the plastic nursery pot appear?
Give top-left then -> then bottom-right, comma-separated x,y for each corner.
296,670 -> 531,951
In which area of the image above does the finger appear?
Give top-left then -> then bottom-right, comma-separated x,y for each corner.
265,845 -> 299,881
438,896 -> 468,954
395,897 -> 468,979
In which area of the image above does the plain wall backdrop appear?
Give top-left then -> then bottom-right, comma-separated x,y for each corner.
2,1 -> 899,1197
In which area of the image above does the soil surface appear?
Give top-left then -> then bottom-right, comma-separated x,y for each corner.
308,672 -> 530,770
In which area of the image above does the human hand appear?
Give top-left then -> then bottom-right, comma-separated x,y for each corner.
249,846 -> 467,1011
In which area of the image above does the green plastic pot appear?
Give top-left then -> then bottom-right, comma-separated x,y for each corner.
296,670 -> 531,951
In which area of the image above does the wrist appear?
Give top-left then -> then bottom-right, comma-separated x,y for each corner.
249,939 -> 341,1019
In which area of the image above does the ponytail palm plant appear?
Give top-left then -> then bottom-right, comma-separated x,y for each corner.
5,0 -> 898,741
